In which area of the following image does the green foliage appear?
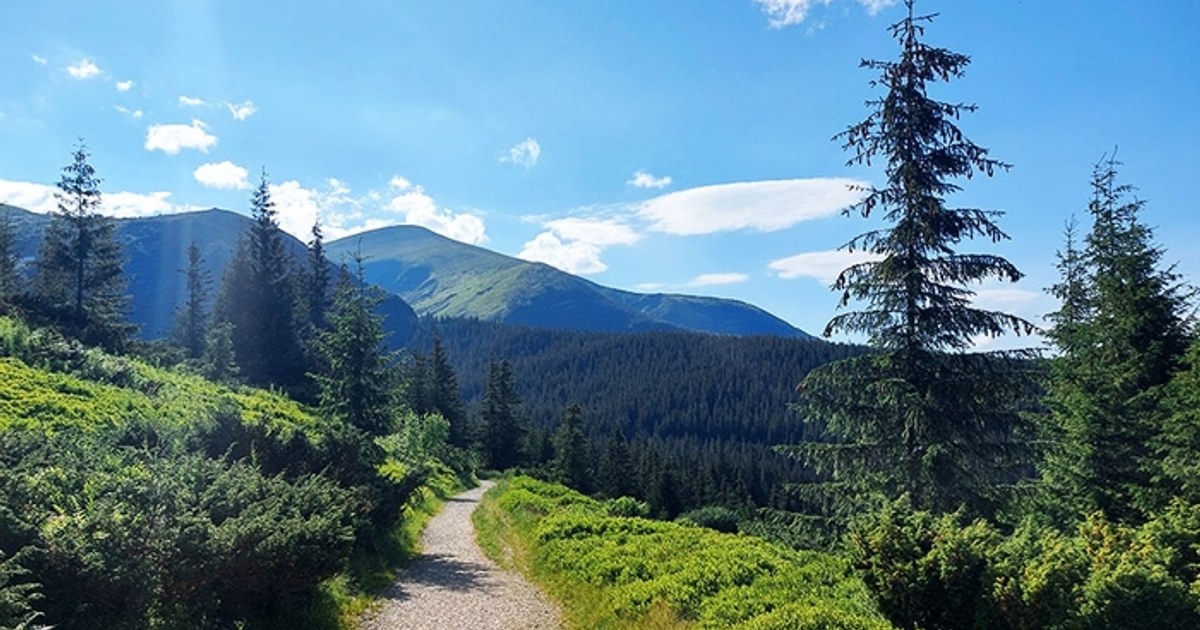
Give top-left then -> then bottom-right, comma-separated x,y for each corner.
677,506 -> 742,534
0,213 -> 21,307
171,241 -> 211,359
0,550 -> 41,630
480,358 -> 526,471
552,404 -> 591,493
844,499 -> 1200,630
477,476 -> 895,630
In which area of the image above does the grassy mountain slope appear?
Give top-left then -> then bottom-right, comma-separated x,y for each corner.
329,224 -> 810,337
0,204 -> 418,344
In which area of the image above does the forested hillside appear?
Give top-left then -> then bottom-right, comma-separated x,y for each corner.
406,317 -> 863,514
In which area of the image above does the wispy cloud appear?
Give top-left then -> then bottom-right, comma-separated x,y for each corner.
116,80 -> 134,92
637,178 -> 865,235
227,100 -> 256,120
689,273 -> 749,287
628,170 -> 673,189
114,106 -> 143,119
67,59 -> 101,79
144,120 -> 218,154
502,137 -> 541,169
32,55 -> 47,65
178,95 -> 207,107
518,217 -> 642,275
768,248 -> 882,284
752,0 -> 897,27
384,176 -> 488,245
194,161 -> 250,190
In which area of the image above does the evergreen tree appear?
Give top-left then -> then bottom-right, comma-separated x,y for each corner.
201,321 -> 239,383
0,211 -> 21,306
315,255 -> 397,437
31,143 -> 134,349
552,403 -> 591,493
305,220 -> 331,332
480,359 -> 525,471
214,171 -> 306,390
597,427 -> 634,499
1042,156 -> 1192,522
171,242 -> 211,359
428,336 -> 469,447
788,1 -> 1036,517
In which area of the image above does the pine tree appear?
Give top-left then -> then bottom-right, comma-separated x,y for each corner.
480,359 -> 525,471
597,427 -> 634,499
171,242 -> 211,358
552,403 -> 591,493
788,1 -> 1036,517
1042,156 -> 1192,522
31,142 -> 134,349
315,255 -> 397,437
214,171 -> 306,389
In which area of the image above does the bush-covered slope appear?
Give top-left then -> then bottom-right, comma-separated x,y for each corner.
474,476 -> 895,630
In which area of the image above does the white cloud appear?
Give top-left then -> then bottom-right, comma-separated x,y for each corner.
689,273 -> 750,287
144,120 -> 218,154
501,137 -> 541,169
67,59 -> 101,79
518,233 -> 606,275
385,177 -> 488,245
628,170 -> 673,189
178,95 -> 207,107
269,180 -> 325,240
0,179 -> 184,218
0,180 -> 57,214
517,216 -> 642,275
971,289 -> 1045,311
102,191 -> 177,217
114,106 -> 143,119
227,100 -> 256,120
116,80 -> 134,92
542,217 -> 642,247
194,161 -> 250,190
752,0 -> 897,27
637,178 -> 865,236
32,55 -> 47,65
769,249 -> 883,284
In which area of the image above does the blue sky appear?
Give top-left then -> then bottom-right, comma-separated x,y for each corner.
2,0 -> 1197,345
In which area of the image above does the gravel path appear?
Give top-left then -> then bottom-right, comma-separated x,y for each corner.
359,481 -> 562,630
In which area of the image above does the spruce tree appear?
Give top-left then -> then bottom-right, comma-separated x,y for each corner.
214,171 -> 306,389
429,336 -> 469,448
305,220 -> 331,332
597,427 -> 634,499
1042,156 -> 1191,522
788,0 -> 1036,517
480,359 -> 525,471
31,142 -> 134,349
171,242 -> 211,359
0,211 -> 21,306
552,403 -> 591,493
314,255 -> 397,436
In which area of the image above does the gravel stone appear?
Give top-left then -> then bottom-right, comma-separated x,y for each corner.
358,481 -> 563,630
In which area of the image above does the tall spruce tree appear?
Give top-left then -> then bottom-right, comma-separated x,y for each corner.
787,1 -> 1036,517
480,359 -> 525,471
552,403 -> 591,493
171,242 -> 211,358
214,171 -> 306,389
305,220 -> 331,332
31,143 -> 134,349
1042,156 -> 1191,522
428,336 -> 469,448
0,211 -> 21,306
315,255 -> 397,437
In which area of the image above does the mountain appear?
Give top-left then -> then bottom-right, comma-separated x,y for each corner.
0,204 -> 418,344
327,224 -> 812,338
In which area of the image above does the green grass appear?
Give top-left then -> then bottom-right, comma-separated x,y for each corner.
474,476 -> 896,630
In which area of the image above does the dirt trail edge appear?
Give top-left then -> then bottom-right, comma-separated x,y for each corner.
359,480 -> 562,630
